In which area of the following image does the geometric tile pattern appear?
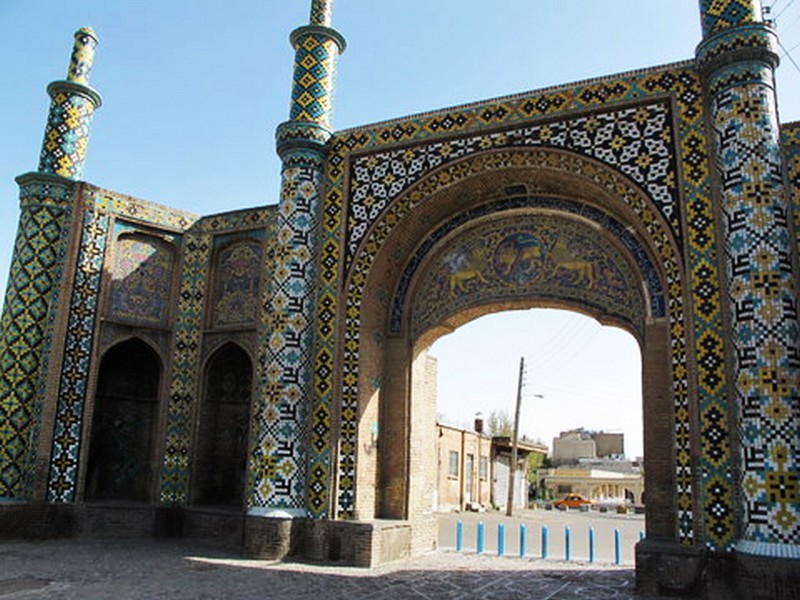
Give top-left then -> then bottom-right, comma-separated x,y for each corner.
90,188 -> 199,231
708,60 -> 800,548
699,0 -> 758,37
345,102 -> 682,271
673,69 -> 733,548
38,84 -> 100,180
159,208 -> 275,504
159,229 -> 212,504
46,210 -> 110,502
782,123 -> 800,260
697,26 -> 777,78
306,159 -> 342,518
0,27 -> 100,500
315,64 -> 735,548
249,155 -> 325,512
289,28 -> 343,128
38,27 -> 102,180
0,177 -> 74,499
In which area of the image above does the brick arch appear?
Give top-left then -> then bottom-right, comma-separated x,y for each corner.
192,341 -> 253,508
338,147 -> 690,545
83,337 -> 163,502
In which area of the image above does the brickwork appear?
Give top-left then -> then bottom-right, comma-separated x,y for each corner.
436,424 -> 492,511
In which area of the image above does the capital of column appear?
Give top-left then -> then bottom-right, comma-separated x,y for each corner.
696,21 -> 779,80
290,24 -> 346,55
15,171 -> 76,209
275,120 -> 333,161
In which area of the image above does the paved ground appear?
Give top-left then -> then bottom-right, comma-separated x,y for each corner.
0,539 -> 640,599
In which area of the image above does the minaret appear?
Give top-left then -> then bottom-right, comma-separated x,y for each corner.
697,1 -> 800,555
249,1 -> 345,515
0,28 -> 102,499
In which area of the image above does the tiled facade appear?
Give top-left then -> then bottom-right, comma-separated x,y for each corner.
0,0 -> 798,592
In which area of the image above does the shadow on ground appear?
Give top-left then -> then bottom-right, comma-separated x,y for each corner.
0,540 -> 638,599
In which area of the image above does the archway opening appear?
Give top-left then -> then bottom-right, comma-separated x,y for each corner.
423,307 -> 646,557
430,307 -> 643,510
192,343 -> 252,508
85,338 -> 161,502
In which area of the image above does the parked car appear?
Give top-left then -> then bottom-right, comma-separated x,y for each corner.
553,493 -> 593,509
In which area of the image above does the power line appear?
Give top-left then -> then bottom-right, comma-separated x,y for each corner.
778,37 -> 800,77
778,10 -> 800,35
775,0 -> 798,21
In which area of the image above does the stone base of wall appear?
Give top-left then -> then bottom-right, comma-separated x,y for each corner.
182,506 -> 244,548
243,516 -> 415,567
636,539 -> 707,597
636,538 -> 800,599
0,502 -> 422,568
0,501 -> 77,539
735,551 -> 800,600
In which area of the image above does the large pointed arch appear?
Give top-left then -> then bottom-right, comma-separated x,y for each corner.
334,147 -> 689,548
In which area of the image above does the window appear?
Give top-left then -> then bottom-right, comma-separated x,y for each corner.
479,456 -> 488,480
448,451 -> 459,477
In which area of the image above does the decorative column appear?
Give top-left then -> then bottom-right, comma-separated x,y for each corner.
249,1 -> 345,515
0,28 -> 101,499
697,1 -> 800,556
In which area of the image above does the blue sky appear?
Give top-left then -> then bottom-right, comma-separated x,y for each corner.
2,1 -> 800,458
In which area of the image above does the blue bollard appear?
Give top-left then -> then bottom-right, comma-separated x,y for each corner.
519,524 -> 527,558
565,526 -> 571,561
639,530 -> 645,542
498,523 -> 505,556
614,528 -> 621,565
589,527 -> 595,563
456,520 -> 463,552
477,521 -> 485,554
542,525 -> 548,559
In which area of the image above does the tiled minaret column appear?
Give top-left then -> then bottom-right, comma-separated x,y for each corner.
249,1 -> 345,516
0,28 -> 101,499
697,1 -> 800,555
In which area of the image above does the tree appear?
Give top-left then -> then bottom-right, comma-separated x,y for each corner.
487,410 -> 513,436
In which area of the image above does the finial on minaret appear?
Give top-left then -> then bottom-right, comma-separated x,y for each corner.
309,0 -> 333,27
67,27 -> 98,86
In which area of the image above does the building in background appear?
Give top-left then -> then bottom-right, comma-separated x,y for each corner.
540,428 -> 643,504
435,425 -> 547,512
435,423 -> 492,512
552,428 -> 625,465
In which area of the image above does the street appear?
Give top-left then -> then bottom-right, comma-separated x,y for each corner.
438,507 -> 645,564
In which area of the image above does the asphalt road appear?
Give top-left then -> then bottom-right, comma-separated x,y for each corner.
438,507 -> 645,564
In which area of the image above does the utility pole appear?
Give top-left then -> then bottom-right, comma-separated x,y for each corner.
506,357 -> 525,517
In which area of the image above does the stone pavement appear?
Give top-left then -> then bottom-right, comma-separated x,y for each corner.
0,539 -> 641,599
